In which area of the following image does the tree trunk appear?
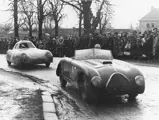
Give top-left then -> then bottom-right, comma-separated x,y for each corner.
91,0 -> 105,34
99,22 -> 102,34
79,12 -> 82,37
82,1 -> 92,46
83,3 -> 91,35
14,0 -> 19,38
38,0 -> 43,40
38,19 -> 43,40
55,20 -> 59,38
29,24 -> 32,38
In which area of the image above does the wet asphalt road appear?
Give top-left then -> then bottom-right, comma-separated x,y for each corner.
0,69 -> 43,120
0,54 -> 159,120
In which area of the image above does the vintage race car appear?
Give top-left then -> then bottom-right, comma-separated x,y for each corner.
56,49 -> 145,103
6,40 -> 53,67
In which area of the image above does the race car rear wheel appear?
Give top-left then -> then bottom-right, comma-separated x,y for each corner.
128,93 -> 138,100
7,61 -> 11,66
78,75 -> 98,104
45,63 -> 50,67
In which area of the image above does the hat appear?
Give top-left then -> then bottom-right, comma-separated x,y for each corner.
52,38 -> 56,41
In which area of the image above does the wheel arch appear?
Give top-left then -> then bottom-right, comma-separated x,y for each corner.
56,62 -> 62,76
77,72 -> 85,83
75,65 -> 100,85
76,70 -> 99,103
76,70 -> 91,89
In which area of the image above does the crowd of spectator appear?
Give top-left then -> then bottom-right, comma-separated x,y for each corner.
0,28 -> 159,60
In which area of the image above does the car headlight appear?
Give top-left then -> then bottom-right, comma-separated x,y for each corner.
21,53 -> 29,63
45,52 -> 53,58
135,75 -> 145,86
91,76 -> 102,88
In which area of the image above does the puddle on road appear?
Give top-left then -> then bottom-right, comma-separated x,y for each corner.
52,89 -> 97,120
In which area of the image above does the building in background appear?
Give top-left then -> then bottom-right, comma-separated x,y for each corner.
139,7 -> 159,33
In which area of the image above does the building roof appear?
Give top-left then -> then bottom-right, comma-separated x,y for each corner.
140,7 -> 159,21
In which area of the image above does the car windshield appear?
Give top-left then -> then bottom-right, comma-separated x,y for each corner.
14,41 -> 36,49
24,42 -> 36,48
75,49 -> 113,60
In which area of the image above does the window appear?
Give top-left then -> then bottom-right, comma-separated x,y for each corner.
147,23 -> 150,28
152,23 -> 154,28
19,43 -> 29,49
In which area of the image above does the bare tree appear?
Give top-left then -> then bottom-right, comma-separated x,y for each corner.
60,0 -> 113,47
91,0 -> 113,34
8,0 -> 22,38
37,0 -> 48,40
61,0 -> 112,33
71,0 -> 83,37
99,10 -> 112,34
47,0 -> 65,37
14,0 -> 19,38
19,0 -> 36,38
1,23 -> 12,33
61,0 -> 92,36
43,15 -> 54,35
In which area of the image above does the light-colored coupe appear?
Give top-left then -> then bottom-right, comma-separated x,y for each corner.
6,40 -> 53,67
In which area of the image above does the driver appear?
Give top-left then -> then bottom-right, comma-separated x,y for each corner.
20,44 -> 26,48
94,44 -> 101,49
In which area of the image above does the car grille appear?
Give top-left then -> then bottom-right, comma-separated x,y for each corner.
106,73 -> 132,94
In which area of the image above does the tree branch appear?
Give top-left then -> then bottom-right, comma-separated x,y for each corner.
60,0 -> 83,12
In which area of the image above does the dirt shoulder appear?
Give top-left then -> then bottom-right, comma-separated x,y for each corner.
0,70 -> 44,120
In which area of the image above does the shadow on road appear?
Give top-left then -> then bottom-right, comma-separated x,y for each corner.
8,64 -> 54,71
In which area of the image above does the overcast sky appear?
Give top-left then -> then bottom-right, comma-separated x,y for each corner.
0,0 -> 159,29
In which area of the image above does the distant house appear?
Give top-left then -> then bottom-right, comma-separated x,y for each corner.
139,7 -> 159,33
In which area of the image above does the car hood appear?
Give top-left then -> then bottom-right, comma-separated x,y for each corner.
19,48 -> 49,58
84,59 -> 112,68
83,59 -> 135,70
82,59 -> 141,82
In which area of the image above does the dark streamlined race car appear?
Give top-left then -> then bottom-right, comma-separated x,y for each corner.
56,49 -> 145,103
6,40 -> 53,67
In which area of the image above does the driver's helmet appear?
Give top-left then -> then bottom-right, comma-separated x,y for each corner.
94,44 -> 101,49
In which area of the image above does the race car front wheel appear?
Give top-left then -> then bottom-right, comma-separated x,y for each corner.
60,75 -> 67,88
7,61 -> 11,66
59,66 -> 67,88
45,63 -> 50,67
128,93 -> 138,100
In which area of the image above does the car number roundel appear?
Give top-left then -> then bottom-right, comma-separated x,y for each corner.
72,66 -> 76,73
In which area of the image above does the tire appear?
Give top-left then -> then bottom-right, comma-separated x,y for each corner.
78,75 -> 98,104
59,75 -> 67,88
7,61 -> 11,66
45,62 -> 50,67
128,93 -> 138,100
58,66 -> 67,88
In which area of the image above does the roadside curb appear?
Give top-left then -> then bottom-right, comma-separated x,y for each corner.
42,91 -> 58,120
